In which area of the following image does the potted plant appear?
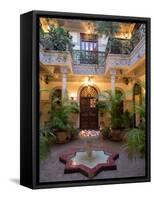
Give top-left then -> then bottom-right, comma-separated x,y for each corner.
100,127 -> 110,140
123,109 -> 133,129
49,103 -> 71,144
124,128 -> 145,159
39,127 -> 56,160
97,90 -> 124,141
40,24 -> 74,52
69,125 -> 79,140
49,92 -> 80,144
94,21 -> 120,53
124,91 -> 145,159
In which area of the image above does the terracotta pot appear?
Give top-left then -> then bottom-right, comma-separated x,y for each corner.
110,128 -> 124,141
56,131 -> 69,144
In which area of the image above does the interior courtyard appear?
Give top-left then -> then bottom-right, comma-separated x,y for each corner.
39,17 -> 146,182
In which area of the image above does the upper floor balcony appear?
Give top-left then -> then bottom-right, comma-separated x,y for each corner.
40,48 -> 71,66
105,35 -> 145,73
104,24 -> 145,74
72,50 -> 107,74
40,24 -> 145,75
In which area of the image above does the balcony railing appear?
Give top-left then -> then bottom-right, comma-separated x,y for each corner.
108,24 -> 145,55
72,50 -> 107,66
71,50 -> 108,74
40,48 -> 73,73
106,36 -> 145,69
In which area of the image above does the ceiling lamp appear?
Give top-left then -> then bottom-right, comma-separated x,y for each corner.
87,22 -> 91,34
87,22 -> 94,34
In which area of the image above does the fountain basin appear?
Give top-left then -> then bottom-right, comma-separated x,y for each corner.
71,150 -> 109,168
59,147 -> 119,178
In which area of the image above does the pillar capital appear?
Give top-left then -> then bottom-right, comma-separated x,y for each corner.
60,66 -> 68,74
110,68 -> 116,77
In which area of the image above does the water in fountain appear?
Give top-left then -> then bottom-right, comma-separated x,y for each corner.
70,130 -> 110,168
71,150 -> 110,168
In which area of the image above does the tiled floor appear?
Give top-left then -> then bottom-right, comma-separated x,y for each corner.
40,138 -> 145,183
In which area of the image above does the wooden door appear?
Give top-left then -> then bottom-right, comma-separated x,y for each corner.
80,86 -> 98,129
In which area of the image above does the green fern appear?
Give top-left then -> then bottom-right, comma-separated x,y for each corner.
124,128 -> 145,159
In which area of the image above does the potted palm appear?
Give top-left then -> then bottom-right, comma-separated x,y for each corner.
39,127 -> 56,160
97,90 -> 124,141
49,103 -> 71,144
100,127 -> 110,140
49,92 -> 80,144
124,92 -> 145,159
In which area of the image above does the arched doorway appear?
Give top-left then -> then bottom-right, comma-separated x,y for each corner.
80,86 -> 98,129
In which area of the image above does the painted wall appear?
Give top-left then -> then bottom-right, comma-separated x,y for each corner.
39,78 -> 139,128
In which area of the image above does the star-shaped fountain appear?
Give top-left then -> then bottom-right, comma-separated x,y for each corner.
59,147 -> 119,178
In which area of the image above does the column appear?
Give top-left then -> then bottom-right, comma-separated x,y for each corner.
61,67 -> 68,99
110,69 -> 116,95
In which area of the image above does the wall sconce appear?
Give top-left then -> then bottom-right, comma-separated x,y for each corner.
70,92 -> 76,101
44,75 -> 50,84
123,77 -> 132,85
70,97 -> 74,100
123,77 -> 129,85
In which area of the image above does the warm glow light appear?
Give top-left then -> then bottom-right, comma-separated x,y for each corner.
87,29 -> 91,34
115,23 -> 135,40
86,22 -> 95,34
84,77 -> 93,86
40,18 -> 59,33
69,92 -> 76,100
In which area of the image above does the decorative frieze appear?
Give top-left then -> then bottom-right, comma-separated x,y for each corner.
73,65 -> 104,75
40,50 -> 71,65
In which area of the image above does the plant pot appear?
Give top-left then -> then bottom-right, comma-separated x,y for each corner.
102,135 -> 108,140
56,130 -> 69,144
110,128 -> 124,141
47,138 -> 55,146
71,132 -> 78,140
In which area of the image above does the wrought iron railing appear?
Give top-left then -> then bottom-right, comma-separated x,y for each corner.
72,50 -> 107,66
108,24 -> 145,55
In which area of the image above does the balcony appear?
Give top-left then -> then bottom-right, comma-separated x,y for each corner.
105,24 -> 145,72
105,36 -> 145,73
109,24 -> 145,55
40,49 -> 72,72
72,50 -> 107,75
40,24 -> 145,76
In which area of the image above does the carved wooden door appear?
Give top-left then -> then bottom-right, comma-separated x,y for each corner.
80,86 -> 98,129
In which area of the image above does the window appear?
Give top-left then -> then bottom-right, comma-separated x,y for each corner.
80,33 -> 98,64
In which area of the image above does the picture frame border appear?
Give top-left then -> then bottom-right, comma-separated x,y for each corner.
20,10 -> 151,189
